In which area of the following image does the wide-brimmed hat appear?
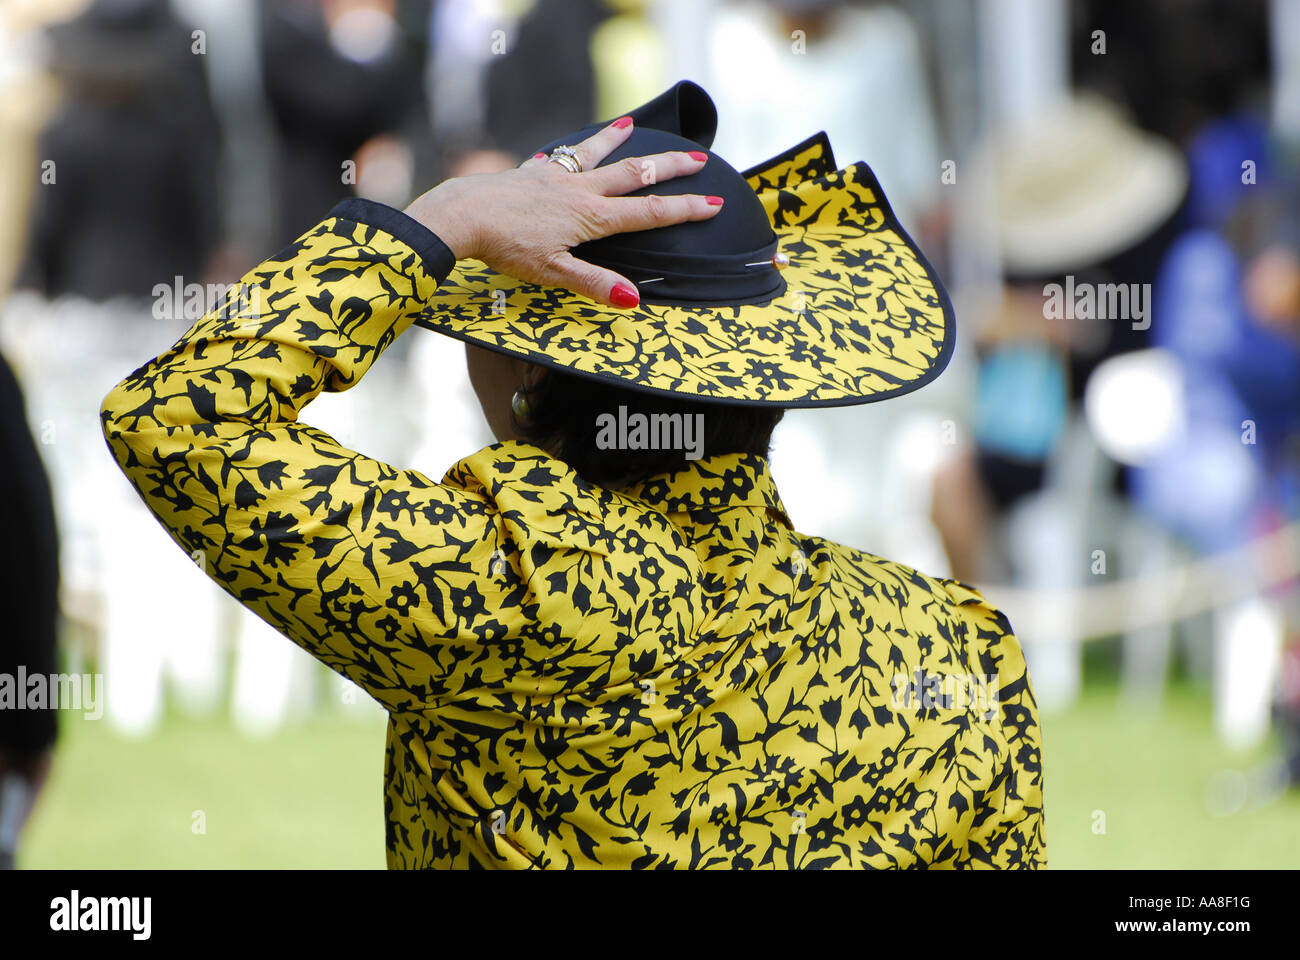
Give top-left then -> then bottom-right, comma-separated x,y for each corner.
414,80 -> 954,408
973,94 -> 1189,279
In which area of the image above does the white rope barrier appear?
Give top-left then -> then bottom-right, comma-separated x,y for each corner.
978,521 -> 1300,643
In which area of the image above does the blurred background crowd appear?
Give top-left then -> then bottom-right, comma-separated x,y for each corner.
0,0 -> 1297,868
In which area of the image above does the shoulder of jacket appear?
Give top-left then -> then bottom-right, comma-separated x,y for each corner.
818,539 -> 1016,633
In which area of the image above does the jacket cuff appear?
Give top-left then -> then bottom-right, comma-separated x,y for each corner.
327,197 -> 457,284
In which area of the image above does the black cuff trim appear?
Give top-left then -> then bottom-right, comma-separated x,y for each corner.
327,197 -> 456,284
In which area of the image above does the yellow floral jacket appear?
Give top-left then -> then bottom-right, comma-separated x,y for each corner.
100,199 -> 1045,869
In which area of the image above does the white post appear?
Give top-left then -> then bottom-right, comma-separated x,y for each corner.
1272,0 -> 1300,143
978,0 -> 1070,126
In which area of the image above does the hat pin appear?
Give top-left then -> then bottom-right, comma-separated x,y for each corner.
749,250 -> 790,270
637,247 -> 789,287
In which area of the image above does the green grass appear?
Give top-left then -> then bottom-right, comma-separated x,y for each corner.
1040,684 -> 1300,868
20,682 -> 1300,868
21,707 -> 390,869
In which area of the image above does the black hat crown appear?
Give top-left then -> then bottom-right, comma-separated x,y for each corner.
536,81 -> 785,307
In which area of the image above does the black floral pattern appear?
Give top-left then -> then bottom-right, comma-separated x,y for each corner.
415,134 -> 953,407
100,196 -> 1043,871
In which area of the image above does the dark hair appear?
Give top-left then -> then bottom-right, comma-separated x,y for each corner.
514,369 -> 784,488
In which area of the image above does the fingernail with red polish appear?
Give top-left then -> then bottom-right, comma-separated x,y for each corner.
688,150 -> 708,162
706,195 -> 725,206
532,152 -> 546,159
610,282 -> 640,308
612,116 -> 633,129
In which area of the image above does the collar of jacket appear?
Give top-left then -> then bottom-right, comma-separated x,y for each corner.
464,442 -> 794,529
621,452 -> 792,527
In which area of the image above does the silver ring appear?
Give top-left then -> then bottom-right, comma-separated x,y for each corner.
547,144 -> 582,174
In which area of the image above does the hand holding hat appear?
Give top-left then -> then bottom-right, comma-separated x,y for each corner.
403,116 -> 723,309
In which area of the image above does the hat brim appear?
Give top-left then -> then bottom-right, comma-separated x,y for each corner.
413,132 -> 954,408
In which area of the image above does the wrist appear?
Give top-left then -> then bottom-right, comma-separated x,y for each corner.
403,180 -> 479,262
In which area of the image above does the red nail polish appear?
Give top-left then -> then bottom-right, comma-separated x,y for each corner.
532,152 -> 546,159
610,282 -> 640,308
688,151 -> 708,162
706,195 -> 724,206
612,116 -> 633,129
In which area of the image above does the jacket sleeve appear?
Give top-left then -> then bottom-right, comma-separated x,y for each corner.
99,198 -> 511,713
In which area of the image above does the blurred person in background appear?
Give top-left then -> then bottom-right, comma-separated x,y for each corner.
0,0 -> 84,291
1280,627 -> 1300,787
6,0 -> 238,743
1136,123 -> 1297,561
1070,0 -> 1272,150
705,0 -> 942,239
928,96 -> 1187,712
1244,225 -> 1300,785
434,0 -> 647,175
0,349 -> 61,869
1083,0 -> 1299,754
931,96 -> 1187,586
1140,114 -> 1300,763
259,0 -> 433,241
17,0 -> 222,300
479,0 -> 609,168
1,0 -> 174,866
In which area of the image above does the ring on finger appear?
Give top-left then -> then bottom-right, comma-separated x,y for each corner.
547,144 -> 583,174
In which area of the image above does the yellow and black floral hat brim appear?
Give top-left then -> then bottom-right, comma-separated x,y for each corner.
413,130 -> 954,408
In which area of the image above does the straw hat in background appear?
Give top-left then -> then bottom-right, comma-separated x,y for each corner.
976,94 -> 1189,278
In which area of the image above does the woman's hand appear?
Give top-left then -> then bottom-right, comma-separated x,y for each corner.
403,117 -> 723,308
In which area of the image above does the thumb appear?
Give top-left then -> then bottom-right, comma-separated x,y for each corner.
542,252 -> 641,309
